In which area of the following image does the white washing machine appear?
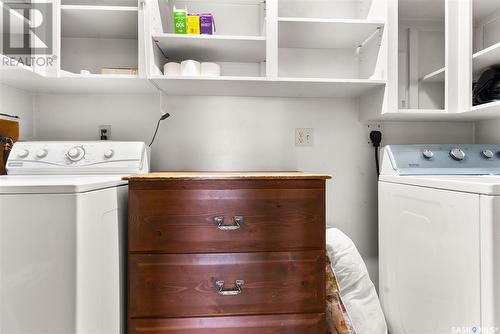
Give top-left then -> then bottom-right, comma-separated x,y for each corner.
379,144 -> 500,334
0,141 -> 149,334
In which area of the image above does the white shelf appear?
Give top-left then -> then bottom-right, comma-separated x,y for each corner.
461,101 -> 500,120
166,0 -> 264,3
62,0 -> 138,6
153,34 -> 266,62
473,42 -> 500,76
151,76 -> 385,98
363,103 -> 500,121
0,67 -> 155,94
382,109 -> 449,120
421,67 -> 445,82
278,17 -> 384,49
61,5 -> 138,39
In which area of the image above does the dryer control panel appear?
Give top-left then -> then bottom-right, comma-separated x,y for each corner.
6,141 -> 150,175
382,144 -> 500,175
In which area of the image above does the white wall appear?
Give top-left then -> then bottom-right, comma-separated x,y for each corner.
0,84 -> 35,140
475,119 -> 500,143
33,93 -> 474,283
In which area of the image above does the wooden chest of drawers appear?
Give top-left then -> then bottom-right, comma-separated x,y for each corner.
126,172 -> 331,334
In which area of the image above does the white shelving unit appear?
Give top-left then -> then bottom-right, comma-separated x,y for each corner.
61,5 -> 138,39
2,0 -> 390,99
278,18 -> 384,49
153,34 -> 266,62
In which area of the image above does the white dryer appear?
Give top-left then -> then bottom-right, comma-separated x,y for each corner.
379,144 -> 500,334
0,141 -> 149,334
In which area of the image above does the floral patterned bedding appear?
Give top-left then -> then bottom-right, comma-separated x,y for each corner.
326,257 -> 356,334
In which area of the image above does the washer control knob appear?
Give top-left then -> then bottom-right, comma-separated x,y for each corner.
422,149 -> 434,159
36,149 -> 48,158
67,146 -> 85,162
482,149 -> 494,159
104,149 -> 114,159
450,148 -> 466,161
17,149 -> 29,158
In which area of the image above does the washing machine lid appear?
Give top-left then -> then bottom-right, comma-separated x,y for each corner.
380,175 -> 500,195
0,175 -> 127,194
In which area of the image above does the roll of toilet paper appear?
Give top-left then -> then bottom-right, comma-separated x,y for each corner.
180,60 -> 201,76
163,62 -> 181,76
200,62 -> 221,77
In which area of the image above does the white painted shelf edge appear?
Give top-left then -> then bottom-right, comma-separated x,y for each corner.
60,70 -> 138,79
165,0 -> 264,3
421,67 -> 446,82
151,75 -> 386,98
153,34 -> 266,41
473,42 -> 500,74
61,5 -> 138,11
364,103 -> 500,121
152,75 -> 385,84
278,17 -> 385,25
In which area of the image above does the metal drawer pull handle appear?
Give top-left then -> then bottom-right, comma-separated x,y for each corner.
215,280 -> 245,296
213,216 -> 243,231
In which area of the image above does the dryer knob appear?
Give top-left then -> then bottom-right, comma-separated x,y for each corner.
17,149 -> 29,158
36,149 -> 48,158
482,149 -> 494,159
422,150 -> 434,159
67,146 -> 85,162
104,149 -> 114,159
450,148 -> 466,161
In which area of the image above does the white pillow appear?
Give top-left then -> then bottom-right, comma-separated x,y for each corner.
326,228 -> 388,334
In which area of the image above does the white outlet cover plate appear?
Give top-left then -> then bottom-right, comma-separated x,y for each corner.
295,128 -> 314,147
366,123 -> 383,145
98,125 -> 112,140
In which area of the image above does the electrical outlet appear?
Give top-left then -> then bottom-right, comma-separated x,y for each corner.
295,128 -> 314,147
366,123 -> 382,144
99,125 -> 111,140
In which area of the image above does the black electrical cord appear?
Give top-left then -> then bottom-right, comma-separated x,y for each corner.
370,130 -> 382,176
149,113 -> 171,147
374,147 -> 380,175
0,113 -> 19,119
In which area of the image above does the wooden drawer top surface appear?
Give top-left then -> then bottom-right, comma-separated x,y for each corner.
124,171 -> 332,181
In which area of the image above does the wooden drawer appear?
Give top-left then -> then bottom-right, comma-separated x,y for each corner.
129,314 -> 326,334
128,179 -> 325,253
129,251 -> 325,318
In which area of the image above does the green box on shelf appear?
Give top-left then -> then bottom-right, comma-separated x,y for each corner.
173,6 -> 187,34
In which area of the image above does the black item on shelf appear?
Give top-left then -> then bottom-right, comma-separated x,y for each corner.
473,66 -> 500,106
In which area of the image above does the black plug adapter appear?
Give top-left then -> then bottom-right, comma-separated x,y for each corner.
370,130 -> 382,148
369,130 -> 383,175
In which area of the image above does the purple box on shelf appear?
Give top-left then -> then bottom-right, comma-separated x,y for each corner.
200,13 -> 214,35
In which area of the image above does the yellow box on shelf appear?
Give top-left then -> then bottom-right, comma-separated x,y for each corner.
187,14 -> 200,34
